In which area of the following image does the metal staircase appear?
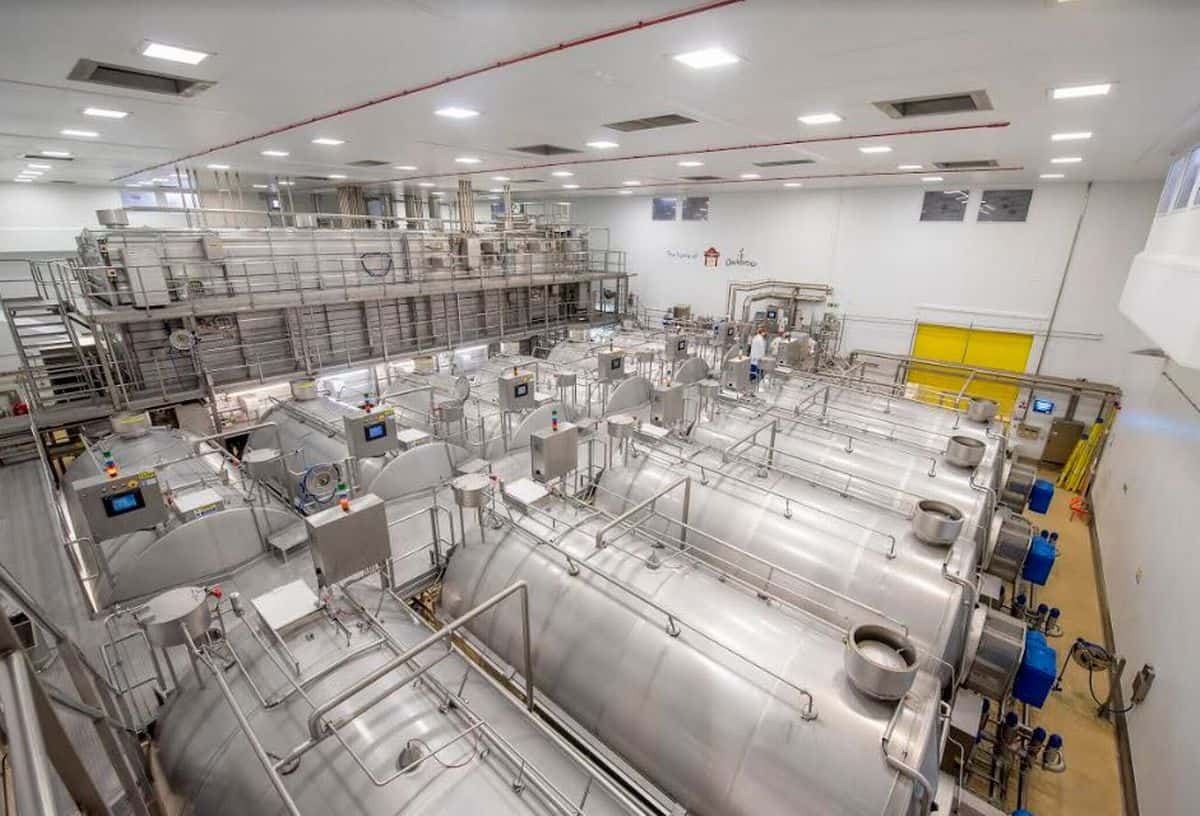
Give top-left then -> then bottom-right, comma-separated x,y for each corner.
2,297 -> 108,413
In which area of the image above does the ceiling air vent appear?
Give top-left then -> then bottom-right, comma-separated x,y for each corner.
68,58 -> 214,97
604,114 -> 698,133
23,154 -> 73,162
346,160 -> 389,167
933,159 -> 999,170
680,175 -> 722,181
874,90 -> 992,119
510,179 -> 544,184
1131,347 -> 1168,358
753,159 -> 816,168
510,144 -> 579,156
50,179 -> 76,184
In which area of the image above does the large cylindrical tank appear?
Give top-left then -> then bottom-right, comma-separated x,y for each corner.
62,427 -> 295,606
442,507 -> 943,816
155,580 -> 631,815
592,453 -> 1027,703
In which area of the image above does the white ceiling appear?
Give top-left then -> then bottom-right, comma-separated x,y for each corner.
3,0 -> 1199,200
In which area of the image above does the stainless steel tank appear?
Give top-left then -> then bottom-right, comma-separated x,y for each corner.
62,427 -> 296,606
441,503 -> 944,816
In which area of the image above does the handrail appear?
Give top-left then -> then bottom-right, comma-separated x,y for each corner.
496,507 -> 819,721
594,476 -> 690,550
881,692 -> 936,816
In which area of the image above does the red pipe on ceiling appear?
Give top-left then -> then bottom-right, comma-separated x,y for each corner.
113,0 -> 746,181
381,121 -> 1013,185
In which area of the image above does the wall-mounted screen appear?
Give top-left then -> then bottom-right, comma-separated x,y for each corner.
1031,398 -> 1055,414
514,383 -> 529,398
610,357 -> 622,370
103,489 -> 145,518
363,421 -> 387,441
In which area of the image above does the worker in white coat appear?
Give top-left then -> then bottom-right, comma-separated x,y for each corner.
749,326 -> 767,384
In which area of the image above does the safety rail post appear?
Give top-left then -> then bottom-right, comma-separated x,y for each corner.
593,476 -> 690,550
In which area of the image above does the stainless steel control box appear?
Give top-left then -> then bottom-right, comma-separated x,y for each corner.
530,423 -> 578,483
597,349 -> 626,383
715,321 -> 738,347
665,335 -> 689,361
304,492 -> 390,586
498,370 -> 536,410
724,356 -> 752,393
342,408 -> 398,459
72,469 -> 169,541
651,383 -> 686,427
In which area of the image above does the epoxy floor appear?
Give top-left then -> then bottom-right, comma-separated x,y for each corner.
1017,472 -> 1125,815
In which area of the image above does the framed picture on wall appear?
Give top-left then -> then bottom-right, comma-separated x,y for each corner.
652,197 -> 678,221
682,196 -> 710,221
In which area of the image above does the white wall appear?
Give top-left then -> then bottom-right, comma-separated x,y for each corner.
573,181 -> 1160,386
1092,357 -> 1200,816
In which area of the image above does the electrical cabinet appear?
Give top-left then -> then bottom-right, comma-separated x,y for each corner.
304,492 -> 390,586
342,408 -> 398,459
119,246 -> 171,307
530,422 -> 578,483
651,383 -> 686,427
499,370 -> 536,410
665,335 -> 689,361
597,349 -> 626,383
724,356 -> 752,393
72,469 -> 169,541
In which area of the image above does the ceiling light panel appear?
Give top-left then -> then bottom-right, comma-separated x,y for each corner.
435,107 -> 480,119
586,140 -> 619,149
1052,83 -> 1111,99
562,183 -> 580,189
1040,173 -> 1065,179
394,165 -> 417,171
261,149 -> 289,157
783,182 -> 803,188
897,164 -> 923,170
739,173 -> 761,179
455,157 -> 482,164
61,129 -> 99,138
677,160 -> 704,167
142,41 -> 211,65
622,180 -> 641,186
1051,131 -> 1092,141
311,137 -> 345,145
83,107 -> 128,118
798,113 -> 842,125
1050,156 -> 1083,164
206,163 -> 229,170
26,163 -> 51,170
921,176 -> 945,182
41,151 -> 71,157
551,170 -> 574,177
673,47 -> 740,70
859,146 -> 892,154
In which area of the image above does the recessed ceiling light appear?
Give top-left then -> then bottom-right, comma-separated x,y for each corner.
418,182 -> 435,187
897,164 -> 923,170
1051,156 -> 1083,164
1051,131 -> 1092,142
1052,83 -> 1111,100
252,184 -> 269,189
151,177 -> 171,183
206,163 -> 230,170
619,190 -> 633,195
488,188 -> 503,193
455,156 -> 482,164
798,113 -> 842,125
1040,173 -> 1065,179
921,176 -> 944,182
276,180 -> 294,186
551,170 -> 574,177
622,180 -> 641,186
26,163 -> 52,170
394,165 -> 418,171
492,176 -> 510,182
311,137 -> 345,146
142,41 -> 211,65
60,129 -> 99,138
261,149 -> 289,157
739,173 -> 761,179
18,171 -> 43,176
673,47 -> 740,70
328,174 -> 347,179
13,178 -> 32,183
435,107 -> 480,119
586,140 -> 620,149
41,150 -> 70,157
432,191 -> 445,196
562,183 -> 580,189
677,160 -> 704,167
556,201 -> 572,206
783,182 -> 803,188
83,107 -> 128,119
859,145 -> 892,154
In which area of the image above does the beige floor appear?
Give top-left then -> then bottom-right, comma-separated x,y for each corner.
1014,472 -> 1125,815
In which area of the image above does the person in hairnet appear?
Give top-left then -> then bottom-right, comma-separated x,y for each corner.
749,325 -> 768,384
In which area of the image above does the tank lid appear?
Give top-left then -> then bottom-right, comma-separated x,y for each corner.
290,378 -> 318,401
912,499 -> 964,546
966,398 -> 998,423
844,624 -> 919,701
111,411 -> 152,439
945,435 -> 985,468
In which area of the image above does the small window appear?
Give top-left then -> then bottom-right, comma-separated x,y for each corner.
978,189 -> 1033,222
1172,148 -> 1200,210
1158,156 -> 1185,214
652,197 -> 678,221
920,189 -> 969,222
162,192 -> 200,209
120,190 -> 157,208
682,196 -> 709,221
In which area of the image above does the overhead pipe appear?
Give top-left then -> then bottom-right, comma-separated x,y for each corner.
726,279 -> 833,320
114,0 -> 745,181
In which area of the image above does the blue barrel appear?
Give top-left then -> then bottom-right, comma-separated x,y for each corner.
1029,478 -> 1055,513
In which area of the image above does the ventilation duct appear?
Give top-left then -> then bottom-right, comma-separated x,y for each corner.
510,144 -> 580,156
68,58 -> 214,97
934,159 -> 999,170
604,113 -> 697,132
753,159 -> 815,168
874,90 -> 992,119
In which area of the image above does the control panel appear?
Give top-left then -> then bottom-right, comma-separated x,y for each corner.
304,492 -> 390,586
72,469 -> 169,541
665,335 -> 689,361
499,369 -> 536,411
597,349 -> 627,383
342,408 -> 398,459
724,356 -> 752,393
530,422 -> 579,483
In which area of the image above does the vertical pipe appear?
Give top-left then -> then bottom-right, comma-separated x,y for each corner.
1035,181 -> 1093,377
0,653 -> 59,816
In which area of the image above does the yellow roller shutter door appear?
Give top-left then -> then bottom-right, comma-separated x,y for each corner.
907,323 -> 1033,415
